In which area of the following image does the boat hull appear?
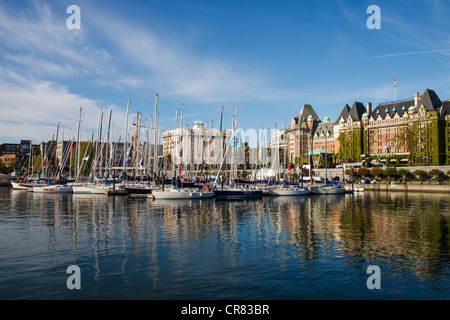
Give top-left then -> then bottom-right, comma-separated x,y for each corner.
124,187 -> 153,197
152,189 -> 213,199
72,185 -> 108,194
312,186 -> 346,194
33,185 -> 73,193
344,186 -> 364,193
213,189 -> 263,199
11,182 -> 29,190
268,188 -> 311,196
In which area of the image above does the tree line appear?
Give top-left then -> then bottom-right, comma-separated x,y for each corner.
346,167 -> 450,182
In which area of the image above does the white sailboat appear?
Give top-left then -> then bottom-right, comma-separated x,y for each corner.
33,184 -> 73,193
11,182 -> 30,190
212,105 -> 263,199
150,99 -> 214,200
72,108 -> 119,195
311,145 -> 345,195
72,183 -> 110,194
268,119 -> 310,196
152,188 -> 213,200
268,187 -> 311,196
344,185 -> 364,193
312,185 -> 346,194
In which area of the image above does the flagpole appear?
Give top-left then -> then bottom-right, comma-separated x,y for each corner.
394,77 -> 397,102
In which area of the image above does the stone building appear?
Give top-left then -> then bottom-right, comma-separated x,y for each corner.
338,88 -> 450,166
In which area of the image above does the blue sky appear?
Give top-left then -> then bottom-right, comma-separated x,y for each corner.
1,0 -> 450,143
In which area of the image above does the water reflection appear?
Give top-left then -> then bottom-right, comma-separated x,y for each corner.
1,187 -> 449,299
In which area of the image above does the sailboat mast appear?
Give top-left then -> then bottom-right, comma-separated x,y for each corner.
283,118 -> 286,183
153,94 -> 158,186
76,107 -> 82,179
180,103 -> 184,183
106,109 -> 112,179
219,106 -> 223,173
299,116 -> 303,188
28,141 -> 32,177
172,109 -> 179,180
99,111 -> 104,179
123,99 -> 130,176
231,115 -> 235,181
54,122 -> 60,180
92,109 -> 101,182
133,111 -> 140,179
309,123 -> 313,188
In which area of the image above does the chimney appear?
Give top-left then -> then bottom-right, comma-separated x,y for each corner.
366,102 -> 372,115
414,92 -> 420,107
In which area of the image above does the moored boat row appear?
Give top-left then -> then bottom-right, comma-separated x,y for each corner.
11,179 -> 362,196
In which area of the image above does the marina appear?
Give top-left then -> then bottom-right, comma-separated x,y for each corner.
1,0 -> 450,305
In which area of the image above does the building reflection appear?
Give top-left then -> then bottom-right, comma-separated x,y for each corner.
7,187 -> 449,297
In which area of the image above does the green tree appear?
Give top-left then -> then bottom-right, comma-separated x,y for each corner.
384,167 -> 398,178
6,157 -> 21,175
0,161 -> 7,174
428,169 -> 444,179
371,167 -> 384,179
398,169 -> 413,181
413,169 -> 428,181
358,167 -> 371,178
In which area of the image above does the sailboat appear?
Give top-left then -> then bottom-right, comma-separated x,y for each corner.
33,184 -> 73,193
123,106 -> 154,197
311,142 -> 345,195
312,183 -> 345,194
212,106 -> 263,199
70,109 -> 114,195
151,100 -> 213,200
268,120 -> 310,196
33,112 -> 87,194
152,187 -> 213,199
268,186 -> 311,196
11,182 -> 31,190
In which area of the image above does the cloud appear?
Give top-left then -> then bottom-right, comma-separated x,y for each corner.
0,2 -> 97,72
0,67 -> 126,143
0,2 -> 136,143
364,49 -> 450,60
84,5 -> 281,104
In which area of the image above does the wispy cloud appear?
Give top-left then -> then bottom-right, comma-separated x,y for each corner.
0,2 -> 106,76
0,2 -> 137,142
313,48 -> 450,66
0,66 -> 127,142
84,5 -> 283,104
364,49 -> 450,60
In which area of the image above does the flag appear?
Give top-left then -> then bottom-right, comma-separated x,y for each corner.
42,160 -> 46,168
69,143 -> 74,152
394,77 -> 396,88
82,156 -> 89,161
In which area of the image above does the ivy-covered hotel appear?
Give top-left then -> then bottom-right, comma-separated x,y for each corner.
286,89 -> 450,166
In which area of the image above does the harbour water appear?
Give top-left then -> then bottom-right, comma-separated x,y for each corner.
0,186 -> 448,300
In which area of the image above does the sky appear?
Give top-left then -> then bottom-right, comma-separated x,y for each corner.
1,0 -> 450,144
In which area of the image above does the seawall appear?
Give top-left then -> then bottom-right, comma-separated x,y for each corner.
361,183 -> 450,193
